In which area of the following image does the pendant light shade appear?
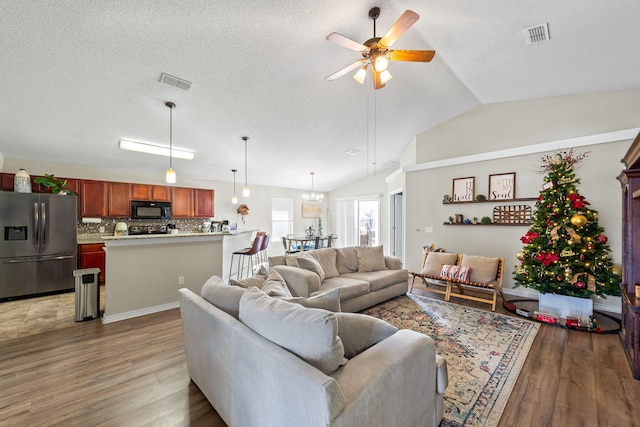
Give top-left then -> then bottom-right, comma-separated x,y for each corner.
231,169 -> 238,204
165,101 -> 177,183
242,136 -> 250,197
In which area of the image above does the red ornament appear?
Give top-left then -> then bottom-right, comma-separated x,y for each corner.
557,276 -> 563,281
575,281 -> 586,289
520,231 -> 539,244
535,251 -> 559,266
597,234 -> 608,244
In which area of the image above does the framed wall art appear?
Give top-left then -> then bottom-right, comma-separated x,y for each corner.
302,200 -> 322,218
452,177 -> 475,202
489,172 -> 516,200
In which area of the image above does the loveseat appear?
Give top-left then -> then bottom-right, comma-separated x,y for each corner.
179,277 -> 448,427
268,245 -> 409,312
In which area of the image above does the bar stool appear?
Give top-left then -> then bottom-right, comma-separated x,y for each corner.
230,234 -> 264,280
258,233 -> 270,265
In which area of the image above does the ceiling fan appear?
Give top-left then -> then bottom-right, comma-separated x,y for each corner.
325,7 -> 435,90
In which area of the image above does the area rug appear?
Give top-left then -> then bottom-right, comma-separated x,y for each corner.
361,293 -> 540,427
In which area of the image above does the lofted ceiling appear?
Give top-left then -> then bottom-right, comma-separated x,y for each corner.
1,1 -> 639,192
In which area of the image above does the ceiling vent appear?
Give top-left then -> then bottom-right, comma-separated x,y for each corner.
159,73 -> 192,91
523,23 -> 550,44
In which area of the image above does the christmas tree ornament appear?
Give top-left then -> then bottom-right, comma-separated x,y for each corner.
516,251 -> 525,260
611,266 -> 622,276
570,214 -> 588,227
596,234 -> 608,244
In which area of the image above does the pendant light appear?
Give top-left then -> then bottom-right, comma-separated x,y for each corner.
242,136 -> 250,197
165,101 -> 177,183
302,172 -> 323,202
231,169 -> 238,204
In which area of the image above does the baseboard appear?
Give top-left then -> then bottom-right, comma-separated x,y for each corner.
102,301 -> 180,324
502,288 -> 621,314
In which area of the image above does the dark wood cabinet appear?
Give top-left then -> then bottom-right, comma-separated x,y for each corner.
106,182 -> 130,217
79,180 -> 106,217
78,243 -> 106,284
131,184 -> 171,201
194,189 -> 215,218
619,132 -> 640,380
170,187 -> 194,217
0,173 -> 13,191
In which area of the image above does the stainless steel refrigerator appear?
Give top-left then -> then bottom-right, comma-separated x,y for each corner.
0,191 -> 77,300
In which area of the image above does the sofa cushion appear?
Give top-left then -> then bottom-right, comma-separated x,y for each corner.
356,246 -> 388,272
440,264 -> 471,282
239,287 -> 347,374
460,255 -> 500,283
229,265 -> 269,289
340,269 -> 409,292
421,252 -> 458,276
201,275 -> 245,319
261,269 -> 293,297
296,253 -> 326,282
310,248 -> 339,279
285,254 -> 300,267
335,247 -> 358,274
316,276 -> 370,301
336,312 -> 398,358
280,288 -> 341,312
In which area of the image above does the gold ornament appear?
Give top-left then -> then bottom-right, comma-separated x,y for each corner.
611,266 -> 622,276
570,214 -> 587,227
516,251 -> 525,261
560,248 -> 575,257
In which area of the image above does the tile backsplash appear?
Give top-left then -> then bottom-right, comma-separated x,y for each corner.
77,218 -> 210,235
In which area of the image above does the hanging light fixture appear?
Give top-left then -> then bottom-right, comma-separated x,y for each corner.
231,169 -> 238,204
165,101 -> 177,184
242,136 -> 250,197
302,172 -> 323,202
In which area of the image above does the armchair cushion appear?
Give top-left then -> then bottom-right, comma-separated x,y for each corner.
239,287 -> 347,374
356,245 -> 388,272
440,265 -> 471,282
460,254 -> 500,283
420,252 -> 458,276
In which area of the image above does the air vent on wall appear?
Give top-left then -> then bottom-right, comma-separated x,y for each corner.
523,23 -> 550,44
159,73 -> 192,91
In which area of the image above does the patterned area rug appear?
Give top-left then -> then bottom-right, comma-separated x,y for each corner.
362,293 -> 540,427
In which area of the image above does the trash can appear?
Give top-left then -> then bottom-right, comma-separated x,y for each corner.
73,268 -> 101,321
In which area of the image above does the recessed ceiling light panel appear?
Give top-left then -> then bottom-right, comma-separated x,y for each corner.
159,73 -> 192,91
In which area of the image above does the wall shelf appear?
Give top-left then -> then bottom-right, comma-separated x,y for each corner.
443,197 -> 537,205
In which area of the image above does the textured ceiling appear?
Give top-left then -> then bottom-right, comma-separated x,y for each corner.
1,1 -> 639,191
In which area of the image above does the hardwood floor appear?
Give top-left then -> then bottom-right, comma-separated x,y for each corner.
0,287 -> 638,426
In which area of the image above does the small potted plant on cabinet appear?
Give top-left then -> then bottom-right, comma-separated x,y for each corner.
33,174 -> 75,195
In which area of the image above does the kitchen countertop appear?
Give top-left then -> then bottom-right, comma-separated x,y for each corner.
77,234 -> 111,244
77,231 -> 244,244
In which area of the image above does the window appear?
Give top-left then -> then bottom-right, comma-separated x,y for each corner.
272,198 -> 293,241
336,195 -> 380,247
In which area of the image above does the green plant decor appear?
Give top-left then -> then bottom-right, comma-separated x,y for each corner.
33,174 -> 75,195
481,216 -> 492,224
475,194 -> 487,202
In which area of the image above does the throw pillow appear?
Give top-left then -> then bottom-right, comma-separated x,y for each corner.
356,245 -> 388,272
335,247 -> 358,274
421,252 -> 458,276
239,287 -> 347,374
460,254 -> 500,283
284,254 -> 300,267
310,248 -> 340,279
336,312 -> 398,359
229,265 -> 269,289
261,269 -> 292,298
201,275 -> 245,319
439,264 -> 471,282
296,254 -> 326,282
280,288 -> 341,312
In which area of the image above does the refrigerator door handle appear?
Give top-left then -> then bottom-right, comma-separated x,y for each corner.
33,202 -> 40,246
2,255 -> 75,263
41,202 -> 47,245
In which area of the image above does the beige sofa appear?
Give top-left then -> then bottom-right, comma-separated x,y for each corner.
269,246 -> 409,312
179,278 -> 448,427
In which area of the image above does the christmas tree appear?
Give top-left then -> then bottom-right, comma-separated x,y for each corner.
513,150 -> 621,298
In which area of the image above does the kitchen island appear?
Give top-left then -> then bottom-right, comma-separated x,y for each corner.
101,230 -> 255,323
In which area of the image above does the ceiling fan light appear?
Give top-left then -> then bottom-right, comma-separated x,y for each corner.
373,54 -> 389,72
353,66 -> 367,84
380,70 -> 393,84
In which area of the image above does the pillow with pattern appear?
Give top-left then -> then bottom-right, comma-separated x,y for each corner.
440,264 -> 471,282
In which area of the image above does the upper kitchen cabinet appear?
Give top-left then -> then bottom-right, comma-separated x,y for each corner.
171,187 -> 194,217
131,184 -> 171,202
79,180 -> 106,217
107,182 -> 130,217
1,173 -> 14,191
194,189 -> 215,218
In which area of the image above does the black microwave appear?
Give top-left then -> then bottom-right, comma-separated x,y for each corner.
131,201 -> 172,220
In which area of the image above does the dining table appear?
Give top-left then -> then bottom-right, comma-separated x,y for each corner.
287,235 -> 330,251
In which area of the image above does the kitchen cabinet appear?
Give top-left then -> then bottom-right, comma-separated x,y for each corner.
79,180 -> 106,217
1,173 -> 14,191
170,187 -> 194,217
106,182 -> 130,217
131,184 -> 171,201
78,243 -> 106,284
194,189 -> 215,218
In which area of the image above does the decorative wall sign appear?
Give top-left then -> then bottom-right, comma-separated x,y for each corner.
302,200 -> 322,218
489,172 -> 516,200
452,177 -> 475,202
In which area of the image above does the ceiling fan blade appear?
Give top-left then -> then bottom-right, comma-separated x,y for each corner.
372,70 -> 385,90
325,59 -> 366,81
378,10 -> 420,49
388,49 -> 436,62
326,32 -> 370,53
